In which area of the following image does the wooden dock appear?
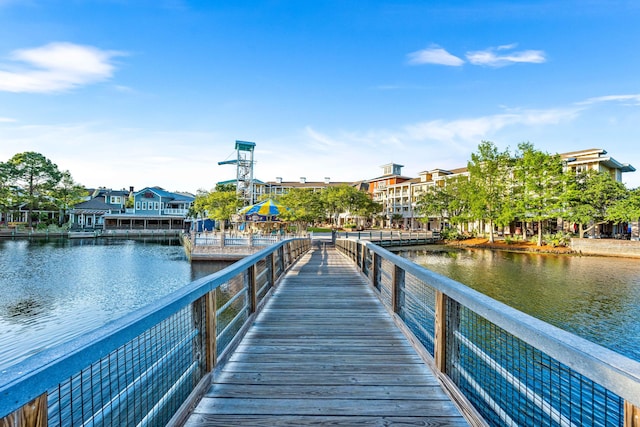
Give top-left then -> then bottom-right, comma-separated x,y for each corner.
183,246 -> 470,426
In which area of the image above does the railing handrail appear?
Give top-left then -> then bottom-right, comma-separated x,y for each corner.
343,238 -> 640,408
0,238 -> 307,418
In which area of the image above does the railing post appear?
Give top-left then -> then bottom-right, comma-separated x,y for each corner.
434,291 -> 447,372
625,402 -> 640,427
434,291 -> 460,374
391,265 -> 404,314
248,264 -> 257,314
0,393 -> 47,427
372,252 -> 380,290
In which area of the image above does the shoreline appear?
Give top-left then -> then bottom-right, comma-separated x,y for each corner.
445,237 -> 575,255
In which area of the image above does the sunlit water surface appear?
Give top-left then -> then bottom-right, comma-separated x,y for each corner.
398,246 -> 640,362
0,238 -> 230,370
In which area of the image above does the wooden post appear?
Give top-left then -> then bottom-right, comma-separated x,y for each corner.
391,265 -> 404,314
625,401 -> 640,427
248,264 -> 257,313
205,290 -> 217,371
434,291 -> 447,372
0,393 -> 48,427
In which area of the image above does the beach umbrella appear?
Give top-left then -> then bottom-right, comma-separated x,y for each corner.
239,199 -> 290,221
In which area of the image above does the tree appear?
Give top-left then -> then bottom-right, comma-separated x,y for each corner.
7,152 -> 63,227
606,187 -> 640,227
320,185 -> 376,226
193,189 -> 242,232
416,175 -> 472,232
513,142 -> 564,246
467,141 -> 511,243
562,170 -> 628,238
51,171 -> 87,226
278,188 -> 325,232
0,161 -> 13,224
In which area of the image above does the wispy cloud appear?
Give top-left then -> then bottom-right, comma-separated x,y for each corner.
577,94 -> 640,106
408,43 -> 546,68
0,42 -> 125,93
407,46 -> 464,66
0,117 -> 17,123
466,44 -> 546,67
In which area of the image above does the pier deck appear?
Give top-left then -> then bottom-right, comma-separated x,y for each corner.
183,246 -> 469,426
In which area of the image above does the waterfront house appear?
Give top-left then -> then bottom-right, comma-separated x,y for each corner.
69,188 -> 130,229
103,187 -> 194,230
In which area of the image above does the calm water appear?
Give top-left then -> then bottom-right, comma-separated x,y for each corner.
0,238 -> 230,371
398,246 -> 640,362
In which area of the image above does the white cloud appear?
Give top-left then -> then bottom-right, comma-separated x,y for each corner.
466,45 -> 546,67
0,42 -> 125,93
578,94 -> 640,106
407,46 -> 464,66
0,117 -> 17,122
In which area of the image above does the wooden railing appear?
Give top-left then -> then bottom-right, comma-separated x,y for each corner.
336,238 -> 640,427
0,238 -> 311,427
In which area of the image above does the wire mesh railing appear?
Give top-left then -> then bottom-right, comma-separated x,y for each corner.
0,238 -> 310,426
336,238 -> 640,427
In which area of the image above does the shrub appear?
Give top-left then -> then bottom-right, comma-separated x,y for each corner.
543,232 -> 571,247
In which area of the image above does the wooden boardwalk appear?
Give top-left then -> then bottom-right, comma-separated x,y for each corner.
184,246 -> 470,426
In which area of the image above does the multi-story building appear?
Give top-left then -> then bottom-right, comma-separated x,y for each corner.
264,176 -> 353,196
372,147 -> 635,233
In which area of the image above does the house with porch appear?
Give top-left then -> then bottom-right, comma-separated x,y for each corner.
69,188 -> 131,229
103,187 -> 194,230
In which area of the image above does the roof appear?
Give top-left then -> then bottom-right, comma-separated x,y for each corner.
73,198 -> 121,210
135,187 -> 195,202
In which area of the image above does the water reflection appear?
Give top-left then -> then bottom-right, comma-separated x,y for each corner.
0,239 -> 234,370
398,246 -> 640,361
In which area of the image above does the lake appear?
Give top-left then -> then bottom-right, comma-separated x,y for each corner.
0,238 -> 230,371
397,245 -> 640,362
2,238 -> 639,372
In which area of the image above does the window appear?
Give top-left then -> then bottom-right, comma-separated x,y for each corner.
136,201 -> 141,210
142,202 -> 147,210
155,202 -> 159,210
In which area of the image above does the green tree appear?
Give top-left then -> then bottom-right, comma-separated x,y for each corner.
0,161 -> 13,224
7,152 -> 63,227
51,171 -> 87,226
416,175 -> 472,231
513,142 -> 564,246
606,187 -> 640,227
467,141 -> 511,243
193,189 -> 243,232
278,188 -> 325,232
215,183 -> 236,193
320,185 -> 376,226
416,185 -> 448,226
562,170 -> 628,238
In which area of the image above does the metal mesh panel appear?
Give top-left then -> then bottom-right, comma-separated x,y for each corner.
378,258 -> 394,309
216,273 -> 249,354
48,305 -> 203,427
255,258 -> 271,302
446,300 -> 625,427
362,247 -> 371,278
399,272 -> 436,356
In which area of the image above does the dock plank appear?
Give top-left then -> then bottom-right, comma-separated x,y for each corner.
184,246 -> 470,426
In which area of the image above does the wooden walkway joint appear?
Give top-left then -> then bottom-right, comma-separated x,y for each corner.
184,246 -> 470,426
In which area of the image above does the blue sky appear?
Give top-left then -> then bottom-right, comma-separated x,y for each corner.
1,0 -> 640,192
